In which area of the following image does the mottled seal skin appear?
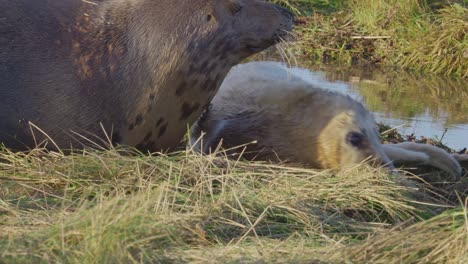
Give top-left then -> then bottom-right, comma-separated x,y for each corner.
190,61 -> 464,178
0,0 -> 294,151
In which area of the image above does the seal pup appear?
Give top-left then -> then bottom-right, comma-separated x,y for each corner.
190,61 -> 465,178
0,0 -> 293,152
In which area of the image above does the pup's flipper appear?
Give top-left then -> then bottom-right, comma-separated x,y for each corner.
382,142 -> 462,179
451,153 -> 468,162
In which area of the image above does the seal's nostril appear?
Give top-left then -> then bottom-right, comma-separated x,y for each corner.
274,5 -> 294,21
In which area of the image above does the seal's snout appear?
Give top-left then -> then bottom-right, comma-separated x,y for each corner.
271,5 -> 295,42
274,5 -> 294,21
229,1 -> 295,55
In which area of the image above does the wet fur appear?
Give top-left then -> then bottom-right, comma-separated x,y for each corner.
0,0 -> 293,151
190,61 -> 465,178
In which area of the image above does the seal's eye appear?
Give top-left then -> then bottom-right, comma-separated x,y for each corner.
227,1 -> 243,15
346,131 -> 364,148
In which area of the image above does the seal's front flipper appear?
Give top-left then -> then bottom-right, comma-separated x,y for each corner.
382,142 -> 462,180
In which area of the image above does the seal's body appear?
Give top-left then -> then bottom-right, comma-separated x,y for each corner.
0,0 -> 293,151
190,61 -> 464,178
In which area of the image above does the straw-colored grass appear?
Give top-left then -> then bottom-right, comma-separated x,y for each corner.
0,146 -> 466,263
331,206 -> 468,263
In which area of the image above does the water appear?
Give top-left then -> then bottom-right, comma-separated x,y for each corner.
250,56 -> 468,150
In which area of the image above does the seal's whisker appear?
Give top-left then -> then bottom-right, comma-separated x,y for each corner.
274,41 -> 296,81
276,39 -> 294,67
279,28 -> 299,46
283,31 -> 300,66
275,36 -> 298,68
275,31 -> 298,66
282,37 -> 299,68
280,30 -> 300,66
275,42 -> 288,66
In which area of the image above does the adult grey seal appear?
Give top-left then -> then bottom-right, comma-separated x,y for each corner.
0,0 -> 294,151
190,61 -> 465,178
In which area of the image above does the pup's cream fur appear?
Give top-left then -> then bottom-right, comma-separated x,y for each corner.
190,61 -> 466,178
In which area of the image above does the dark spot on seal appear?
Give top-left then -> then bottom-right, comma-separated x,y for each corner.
211,73 -> 223,90
128,123 -> 135,131
136,140 -> 157,152
189,63 -> 197,73
149,93 -> 155,101
144,131 -> 152,141
200,78 -> 213,91
223,41 -> 235,53
214,38 -> 234,57
180,102 -> 200,120
188,78 -> 200,90
175,80 -> 187,96
219,52 -> 229,61
135,113 -> 143,126
204,62 -> 216,75
146,105 -> 152,113
158,122 -> 168,138
207,15 -> 212,21
111,132 -> 122,145
200,60 -> 209,71
156,118 -> 164,127
135,143 -> 144,151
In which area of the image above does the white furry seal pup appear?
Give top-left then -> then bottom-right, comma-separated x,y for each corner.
190,61 -> 465,178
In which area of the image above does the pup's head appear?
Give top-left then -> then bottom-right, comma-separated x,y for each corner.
316,108 -> 394,170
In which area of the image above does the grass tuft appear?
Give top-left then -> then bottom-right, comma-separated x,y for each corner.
331,204 -> 468,263
273,0 -> 468,76
0,147 -> 465,262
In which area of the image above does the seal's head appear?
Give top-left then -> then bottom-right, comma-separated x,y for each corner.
133,0 -> 294,65
123,0 -> 294,151
211,0 -> 294,54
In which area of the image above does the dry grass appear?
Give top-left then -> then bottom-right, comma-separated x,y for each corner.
332,205 -> 468,263
0,146 -> 466,263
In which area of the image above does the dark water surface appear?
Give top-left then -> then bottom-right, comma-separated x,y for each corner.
250,55 -> 468,150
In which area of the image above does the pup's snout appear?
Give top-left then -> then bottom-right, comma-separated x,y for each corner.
382,160 -> 397,171
375,153 -> 396,172
368,146 -> 395,171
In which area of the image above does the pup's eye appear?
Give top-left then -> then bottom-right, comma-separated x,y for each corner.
346,132 -> 364,148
